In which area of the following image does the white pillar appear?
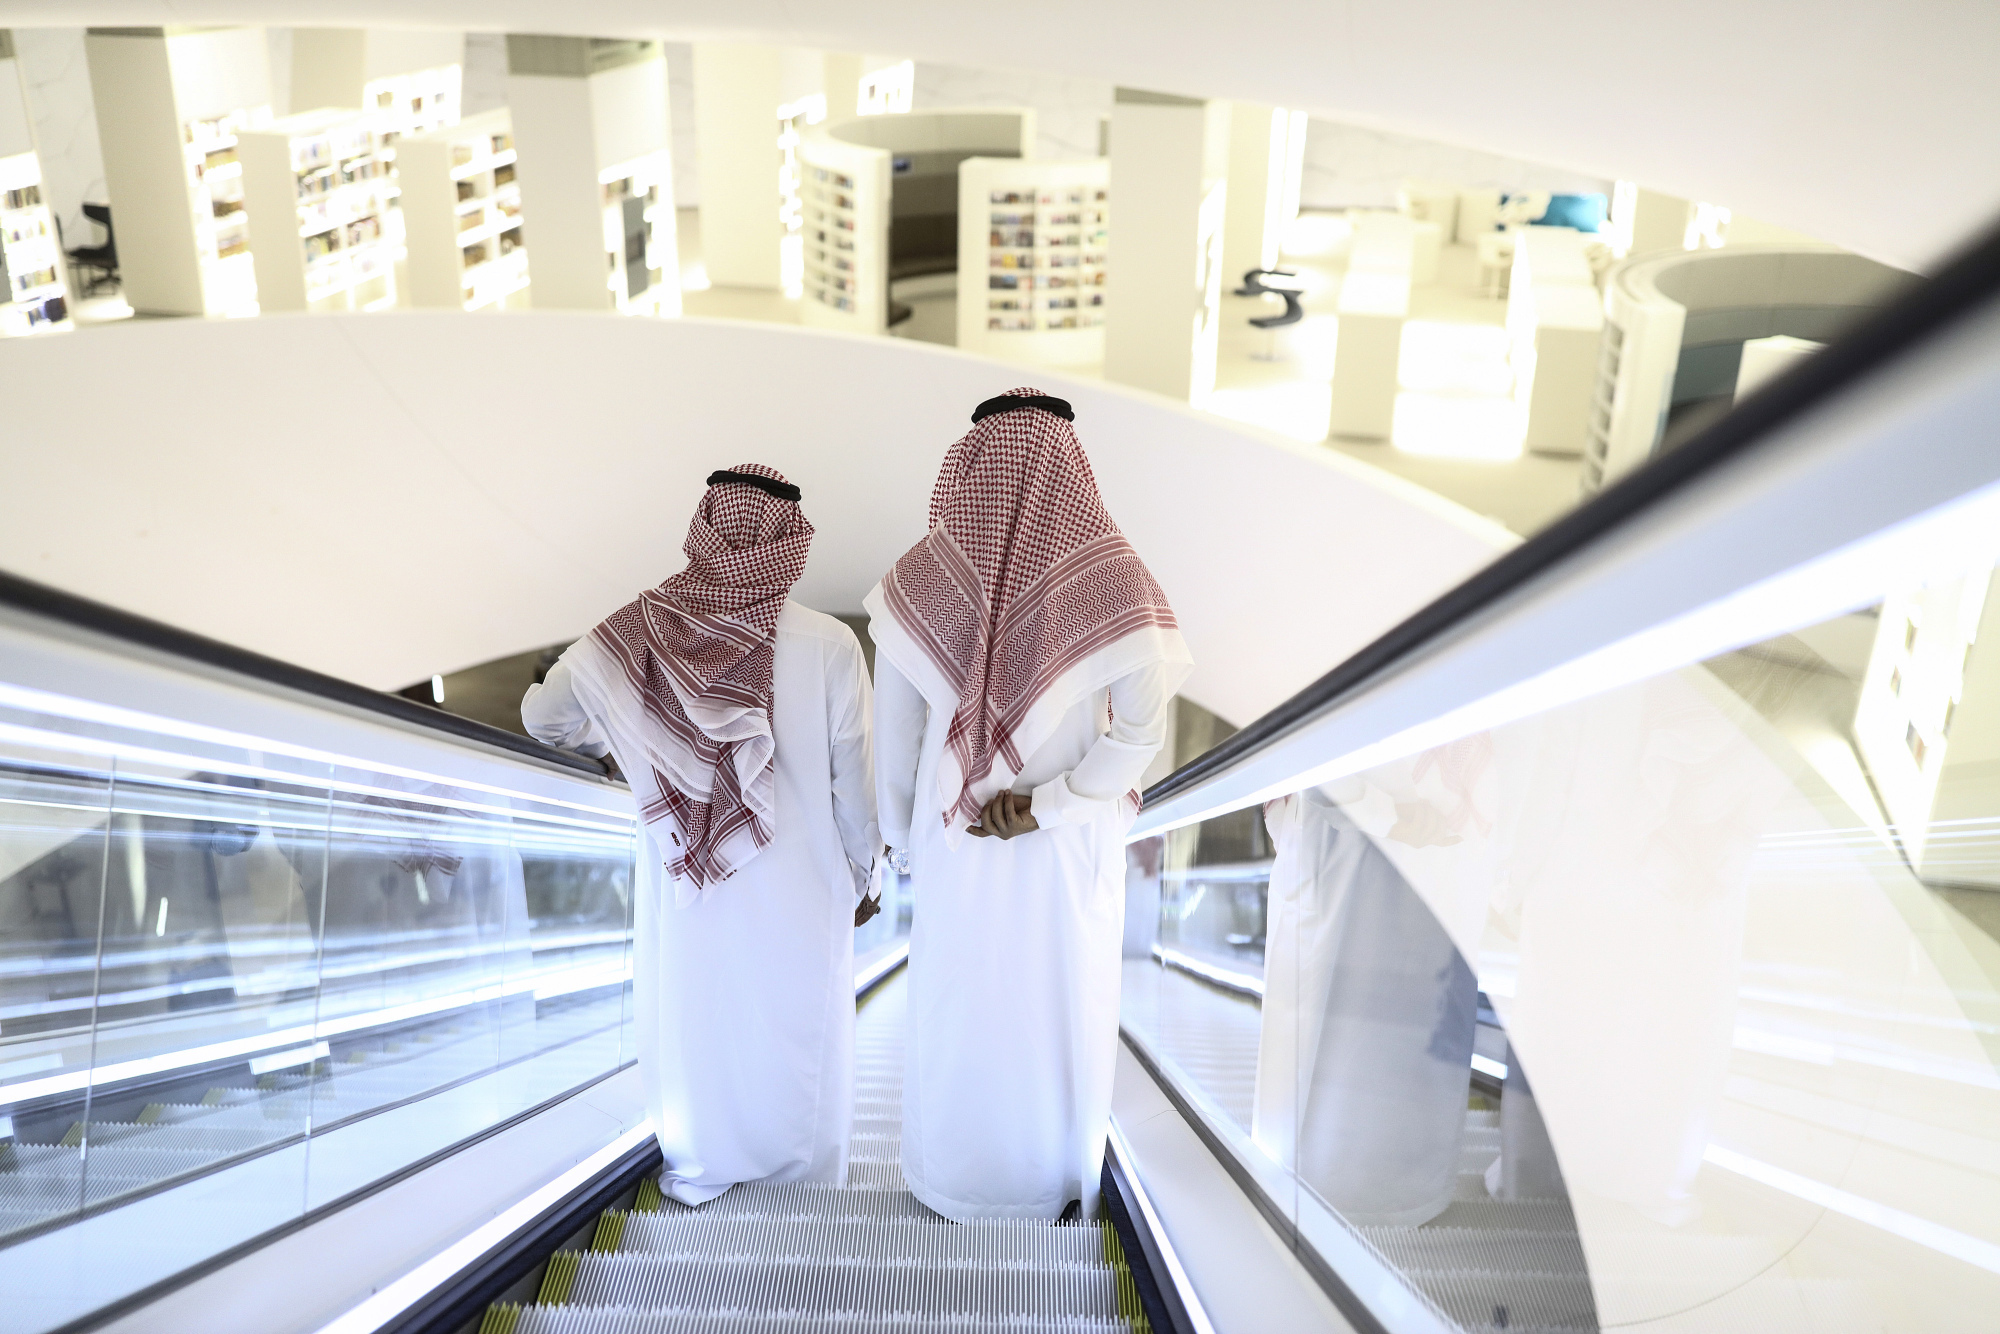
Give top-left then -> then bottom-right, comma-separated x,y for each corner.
1103,90 -> 1229,405
85,26 -> 271,317
1629,188 -> 1691,256
506,36 -> 677,315
1221,102 -> 1286,286
290,29 -> 462,116
692,43 -> 785,290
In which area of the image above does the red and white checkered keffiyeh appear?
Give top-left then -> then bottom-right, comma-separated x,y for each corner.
877,388 -> 1180,832
579,464 -> 812,891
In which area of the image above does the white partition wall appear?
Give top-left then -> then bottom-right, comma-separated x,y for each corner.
796,125 -> 888,334
1104,90 -> 1229,405
0,37 -> 71,336
396,109 -> 527,311
84,27 -> 272,317
289,28 -> 462,129
1328,211 -> 1414,439
957,157 -> 1109,368
1220,103 -> 1301,288
691,43 -> 785,290
1508,225 -> 1602,456
506,37 -> 677,316
239,108 -> 398,314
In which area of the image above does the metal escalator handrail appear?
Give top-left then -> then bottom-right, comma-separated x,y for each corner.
0,567 -> 613,781
1142,212 -> 2000,811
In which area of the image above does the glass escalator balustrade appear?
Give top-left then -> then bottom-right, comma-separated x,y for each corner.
0,674 -> 639,1248
1121,513 -> 2000,1332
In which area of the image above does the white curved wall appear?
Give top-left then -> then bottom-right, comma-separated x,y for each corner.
1,2 -> 1994,271
0,312 -> 1508,724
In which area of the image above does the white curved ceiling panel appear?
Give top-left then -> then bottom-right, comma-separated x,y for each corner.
2,1 -> 1994,269
0,313 -> 1507,724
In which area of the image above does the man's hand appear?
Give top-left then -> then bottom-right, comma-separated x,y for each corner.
967,791 -> 1039,840
854,895 -> 882,927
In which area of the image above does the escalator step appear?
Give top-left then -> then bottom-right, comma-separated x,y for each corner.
591,1211 -> 627,1253
497,1311 -> 1138,1333
555,1251 -> 1134,1317
642,1183 -> 937,1222
538,1251 -> 581,1304
478,1304 -> 521,1334
608,1215 -> 1113,1264
633,1178 -> 665,1213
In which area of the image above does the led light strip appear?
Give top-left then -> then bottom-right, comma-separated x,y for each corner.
0,679 -> 632,822
1,960 -> 631,1106
1108,1118 -> 1218,1334
311,1122 -> 657,1334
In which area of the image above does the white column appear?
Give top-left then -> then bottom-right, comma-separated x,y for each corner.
692,43 -> 784,290
1329,212 -> 1413,440
506,36 -> 676,314
1221,102 -> 1285,287
1629,188 -> 1690,256
85,27 -> 271,317
1103,90 -> 1229,404
290,29 -> 462,112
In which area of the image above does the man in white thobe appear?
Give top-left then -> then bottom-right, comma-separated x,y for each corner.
524,465 -> 878,1205
869,390 -> 1191,1221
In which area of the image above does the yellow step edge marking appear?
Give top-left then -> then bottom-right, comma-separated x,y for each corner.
535,1250 -> 579,1304
136,1104 -> 167,1125
590,1209 -> 627,1252
633,1176 -> 664,1213
475,1302 -> 520,1334
1102,1219 -> 1153,1332
59,1123 -> 84,1148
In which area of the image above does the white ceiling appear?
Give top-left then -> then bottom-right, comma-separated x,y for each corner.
6,0 -> 1996,272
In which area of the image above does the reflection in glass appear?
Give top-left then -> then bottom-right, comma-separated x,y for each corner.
1258,787 -> 1476,1226
0,676 -> 639,1250
1128,530 -> 2000,1331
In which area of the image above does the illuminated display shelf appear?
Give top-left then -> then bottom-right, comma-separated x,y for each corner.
400,109 -> 528,312
365,61 -> 461,254
601,150 -> 673,316
239,108 -> 399,314
804,165 -> 859,314
186,105 -> 273,315
0,151 -> 72,336
957,157 -> 1108,366
796,126 -> 889,334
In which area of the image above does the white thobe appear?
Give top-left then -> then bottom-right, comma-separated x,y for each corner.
523,601 -> 878,1203
875,655 -> 1174,1220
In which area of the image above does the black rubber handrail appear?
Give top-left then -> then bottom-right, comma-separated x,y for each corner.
0,568 -> 612,780
1143,211 -> 2000,811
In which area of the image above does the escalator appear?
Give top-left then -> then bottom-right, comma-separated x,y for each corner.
476,975 -> 1150,1334
2,216 -> 1999,1334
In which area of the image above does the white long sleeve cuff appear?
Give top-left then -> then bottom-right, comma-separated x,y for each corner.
520,662 -> 611,758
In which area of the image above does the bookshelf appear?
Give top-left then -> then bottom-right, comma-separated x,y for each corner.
956,157 -> 1108,367
797,129 -> 889,333
239,108 -> 398,313
399,108 -> 527,311
0,150 -> 71,336
600,149 -> 675,317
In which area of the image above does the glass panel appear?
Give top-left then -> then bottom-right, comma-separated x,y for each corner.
1120,812 -> 1290,1228
0,746 -> 111,1239
82,763 -> 329,1212
0,653 -> 638,1298
1130,529 -> 2000,1330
